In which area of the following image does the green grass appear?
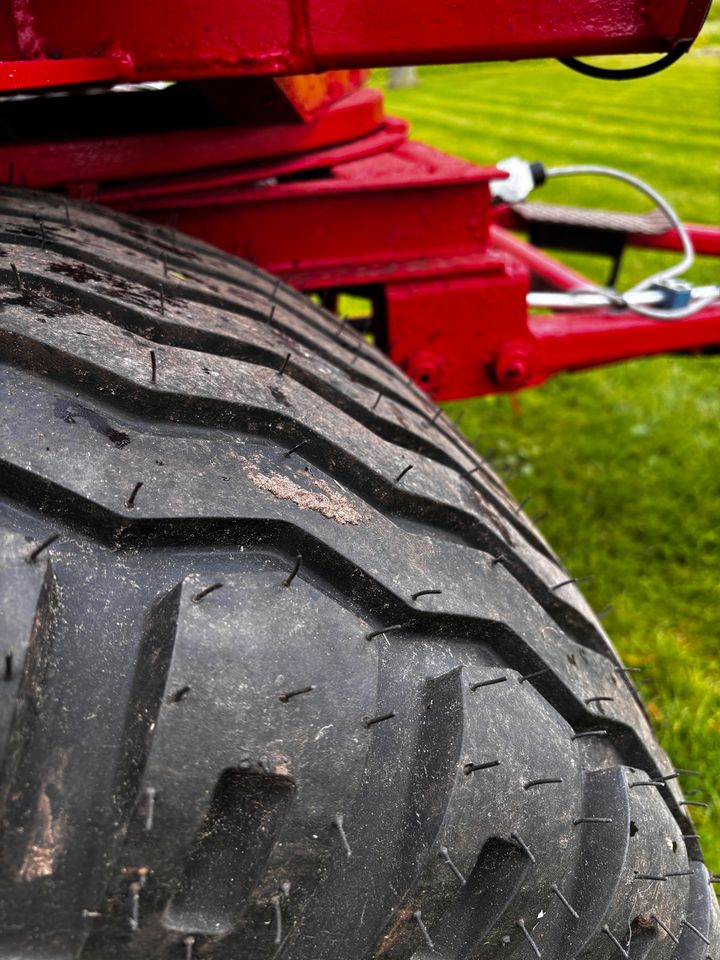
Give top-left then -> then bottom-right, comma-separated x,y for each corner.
376,47 -> 720,866
700,0 -> 720,46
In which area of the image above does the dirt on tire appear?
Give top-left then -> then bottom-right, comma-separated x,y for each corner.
0,188 -> 717,959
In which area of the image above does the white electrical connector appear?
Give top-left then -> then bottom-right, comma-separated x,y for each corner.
490,157 -> 541,204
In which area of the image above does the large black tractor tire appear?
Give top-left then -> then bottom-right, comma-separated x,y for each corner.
0,189 -> 717,960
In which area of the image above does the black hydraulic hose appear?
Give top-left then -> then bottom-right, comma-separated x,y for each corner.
558,41 -> 691,81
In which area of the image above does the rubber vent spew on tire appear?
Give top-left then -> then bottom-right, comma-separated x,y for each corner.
0,188 -> 716,960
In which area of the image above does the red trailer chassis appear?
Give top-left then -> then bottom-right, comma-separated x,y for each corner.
0,0 -> 718,400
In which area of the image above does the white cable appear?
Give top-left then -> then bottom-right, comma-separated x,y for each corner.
542,164 -> 718,320
528,285 -> 720,311
545,164 -> 693,287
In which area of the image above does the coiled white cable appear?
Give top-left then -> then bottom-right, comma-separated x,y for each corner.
543,164 -> 717,319
491,159 -> 719,321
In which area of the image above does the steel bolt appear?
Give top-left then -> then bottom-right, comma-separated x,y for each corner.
494,340 -> 534,388
405,351 -> 444,394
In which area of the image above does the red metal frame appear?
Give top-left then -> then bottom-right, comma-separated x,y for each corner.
493,204 -> 720,260
2,77 -> 719,400
0,0 -> 711,89
1,87 -> 385,191
0,0 -> 717,400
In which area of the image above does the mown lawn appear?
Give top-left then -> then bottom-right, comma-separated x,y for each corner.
377,41 -> 720,865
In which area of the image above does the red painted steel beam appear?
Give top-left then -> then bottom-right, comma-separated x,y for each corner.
494,204 -> 720,259
394,295 -> 720,400
529,306 -> 720,383
0,57 -> 119,89
490,226 -> 592,292
385,260 -> 530,400
0,0 -> 712,90
89,126 -> 716,402
485,227 -> 720,394
98,121 -> 409,207
128,141 -> 500,274
384,259 -> 720,400
628,224 -> 720,257
0,88 -> 385,190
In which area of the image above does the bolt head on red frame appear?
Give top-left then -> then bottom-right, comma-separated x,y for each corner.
494,339 -> 535,389
404,351 -> 445,393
